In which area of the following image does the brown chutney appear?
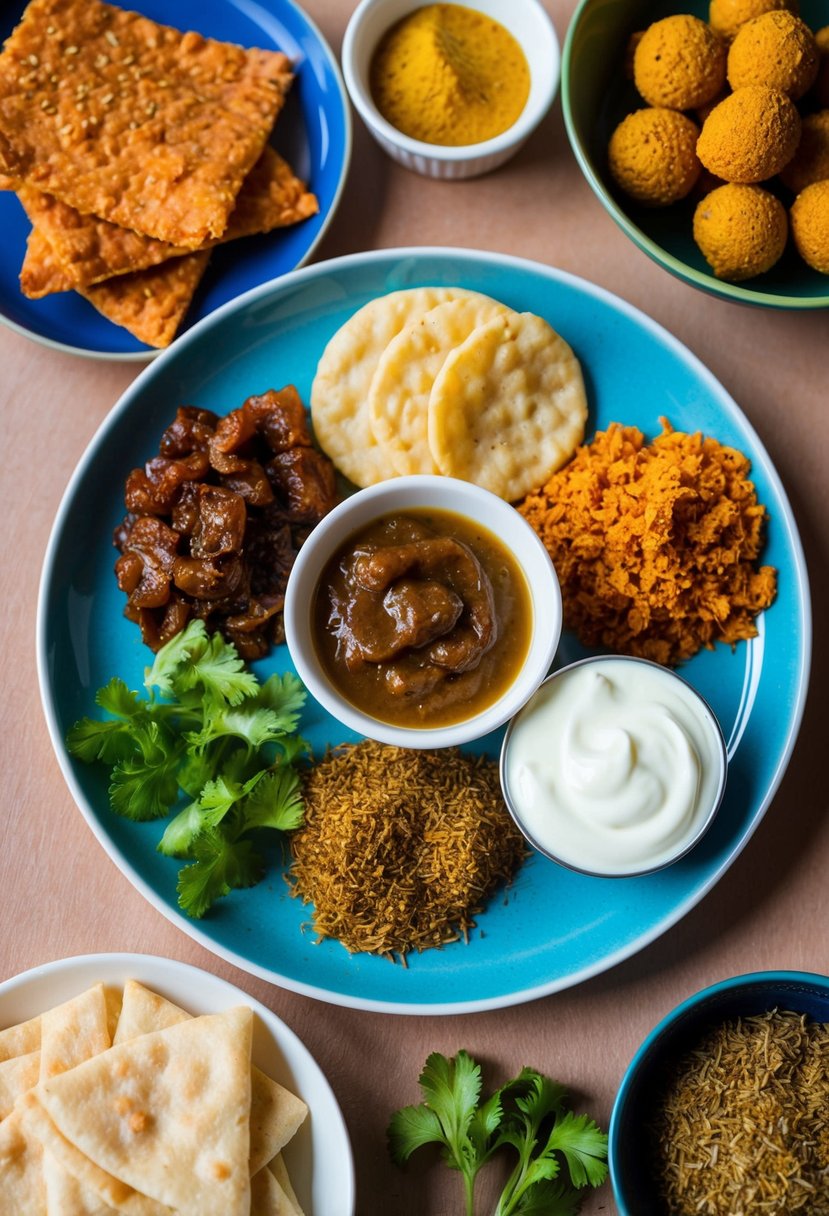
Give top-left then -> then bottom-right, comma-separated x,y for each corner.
312,508 -> 533,728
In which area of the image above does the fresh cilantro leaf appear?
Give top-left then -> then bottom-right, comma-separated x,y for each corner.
541,1112 -> 610,1190
504,1177 -> 583,1216
96,676 -> 149,721
109,752 -> 180,821
68,624 -> 309,917
388,1103 -> 445,1162
176,832 -> 264,919
157,801 -> 206,856
196,774 -> 246,828
145,619 -> 257,705
240,769 -> 304,833
187,703 -> 292,752
67,716 -> 138,766
388,1051 -> 608,1216
256,671 -> 307,730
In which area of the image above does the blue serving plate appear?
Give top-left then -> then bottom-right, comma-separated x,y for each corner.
37,247 -> 811,1013
0,0 -> 351,359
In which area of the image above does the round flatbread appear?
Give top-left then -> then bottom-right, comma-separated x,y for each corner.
310,286 -> 468,488
368,293 -> 510,476
428,311 -> 588,501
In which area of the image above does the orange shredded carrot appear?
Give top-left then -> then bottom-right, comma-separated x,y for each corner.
517,419 -> 777,666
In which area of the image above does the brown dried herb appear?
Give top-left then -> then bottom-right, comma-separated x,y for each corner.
651,1008 -> 829,1215
288,740 -> 527,961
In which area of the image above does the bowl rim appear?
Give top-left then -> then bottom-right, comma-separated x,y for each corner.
500,653 -> 728,877
342,0 -> 561,164
609,968 -> 829,1209
560,0 -> 829,311
283,472 -> 563,748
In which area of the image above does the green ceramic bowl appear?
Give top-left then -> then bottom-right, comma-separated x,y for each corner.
561,0 -> 829,309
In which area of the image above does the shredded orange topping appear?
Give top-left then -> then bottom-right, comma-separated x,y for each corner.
288,741 -> 527,962
517,419 -> 777,667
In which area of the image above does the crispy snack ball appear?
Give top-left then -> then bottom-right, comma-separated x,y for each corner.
696,85 -> 801,181
779,110 -> 829,192
727,9 -> 819,99
0,0 -> 293,246
790,180 -> 829,273
709,0 -> 799,41
428,310 -> 588,501
608,108 -> 701,206
310,286 -> 469,488
368,293 -> 509,475
693,183 -> 788,279
633,15 -> 727,109
18,149 -> 317,297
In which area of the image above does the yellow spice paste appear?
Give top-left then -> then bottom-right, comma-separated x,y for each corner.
369,4 -> 530,146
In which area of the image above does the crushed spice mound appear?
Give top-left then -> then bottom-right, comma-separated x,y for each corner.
650,1008 -> 829,1214
517,419 -> 777,667
288,740 -> 528,961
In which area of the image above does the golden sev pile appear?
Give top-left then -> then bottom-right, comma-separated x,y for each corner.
289,741 -> 527,961
0,0 -> 318,346
651,1009 -> 829,1214
518,419 -> 777,667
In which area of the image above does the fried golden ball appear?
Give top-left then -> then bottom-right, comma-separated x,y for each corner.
709,0 -> 798,43
790,180 -> 829,272
696,85 -> 801,181
693,183 -> 788,278
813,26 -> 829,107
780,110 -> 829,192
633,15 -> 727,109
608,107 -> 702,206
727,10 -> 819,99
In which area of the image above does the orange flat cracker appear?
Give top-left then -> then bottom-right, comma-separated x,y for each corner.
17,148 -> 318,297
0,0 -> 293,246
26,228 -> 210,346
80,250 -> 211,347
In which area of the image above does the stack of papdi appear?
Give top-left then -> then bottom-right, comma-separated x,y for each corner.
0,0 -> 319,347
310,286 -> 588,502
0,980 -> 308,1214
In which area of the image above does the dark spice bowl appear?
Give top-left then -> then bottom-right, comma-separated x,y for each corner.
610,970 -> 829,1214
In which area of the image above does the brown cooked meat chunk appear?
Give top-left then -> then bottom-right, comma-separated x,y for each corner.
114,385 -> 337,659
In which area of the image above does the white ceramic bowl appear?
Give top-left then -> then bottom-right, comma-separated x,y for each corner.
284,474 -> 562,748
500,654 -> 728,877
341,0 -> 560,180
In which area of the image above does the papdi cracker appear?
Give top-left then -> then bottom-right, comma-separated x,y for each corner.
428,310 -> 588,500
0,0 -> 293,245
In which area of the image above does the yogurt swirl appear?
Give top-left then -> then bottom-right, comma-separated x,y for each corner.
503,657 -> 725,875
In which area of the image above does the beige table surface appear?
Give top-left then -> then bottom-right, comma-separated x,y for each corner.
1,1 -> 827,1212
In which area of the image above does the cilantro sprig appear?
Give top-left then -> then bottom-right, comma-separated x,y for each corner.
67,620 -> 308,918
388,1050 -> 608,1216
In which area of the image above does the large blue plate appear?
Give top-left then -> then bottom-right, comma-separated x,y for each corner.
37,249 -> 811,1013
0,0 -> 351,360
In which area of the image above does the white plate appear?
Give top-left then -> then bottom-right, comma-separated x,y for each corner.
0,953 -> 355,1216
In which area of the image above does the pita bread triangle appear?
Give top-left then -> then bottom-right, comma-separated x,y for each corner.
0,1106 -> 46,1215
251,1162 -> 297,1215
34,1006 -> 253,1216
115,982 -> 307,1174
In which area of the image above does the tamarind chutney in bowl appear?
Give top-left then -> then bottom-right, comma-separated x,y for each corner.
284,474 -> 562,748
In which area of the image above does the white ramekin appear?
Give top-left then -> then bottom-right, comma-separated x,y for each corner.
341,0 -> 561,180
284,474 -> 562,748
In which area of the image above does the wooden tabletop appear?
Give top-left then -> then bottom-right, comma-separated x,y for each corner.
1,1 -> 827,1212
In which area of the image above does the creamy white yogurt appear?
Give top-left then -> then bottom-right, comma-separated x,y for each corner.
501,656 -> 726,875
